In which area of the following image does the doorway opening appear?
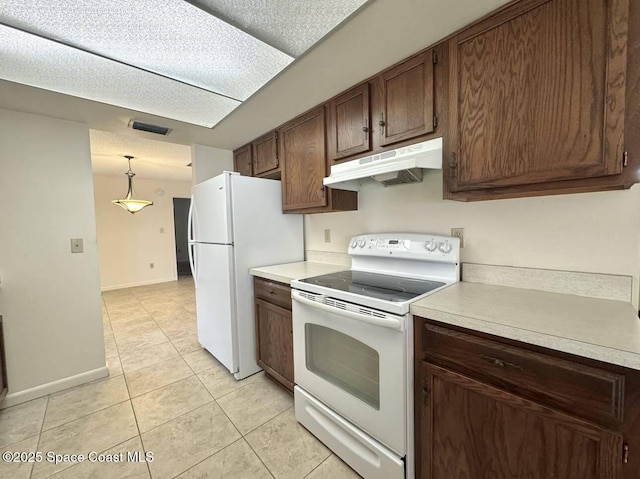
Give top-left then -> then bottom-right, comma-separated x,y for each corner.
173,197 -> 191,277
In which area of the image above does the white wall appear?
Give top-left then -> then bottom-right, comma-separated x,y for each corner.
305,173 -> 640,306
0,109 -> 106,403
191,144 -> 233,184
93,175 -> 192,290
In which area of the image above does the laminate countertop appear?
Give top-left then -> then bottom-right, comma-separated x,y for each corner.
411,282 -> 640,370
249,261 -> 347,285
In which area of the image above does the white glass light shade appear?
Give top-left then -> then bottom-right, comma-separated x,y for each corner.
111,198 -> 153,214
111,156 -> 153,214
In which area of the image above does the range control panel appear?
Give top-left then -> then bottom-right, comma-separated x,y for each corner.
348,233 -> 460,263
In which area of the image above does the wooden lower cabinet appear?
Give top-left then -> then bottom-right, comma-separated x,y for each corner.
421,363 -> 622,478
254,278 -> 294,392
414,317 -> 640,479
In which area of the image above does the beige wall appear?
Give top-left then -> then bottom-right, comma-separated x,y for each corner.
93,175 -> 192,290
191,144 -> 233,185
305,172 -> 640,306
0,109 -> 106,405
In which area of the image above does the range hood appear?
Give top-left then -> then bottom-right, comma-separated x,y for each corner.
323,137 -> 442,191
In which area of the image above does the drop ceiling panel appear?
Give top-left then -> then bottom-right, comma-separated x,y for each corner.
194,0 -> 370,57
0,0 -> 293,101
0,25 -> 240,127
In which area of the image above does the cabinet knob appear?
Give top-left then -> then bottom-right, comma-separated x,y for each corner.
378,113 -> 386,127
449,152 -> 458,179
479,354 -> 521,370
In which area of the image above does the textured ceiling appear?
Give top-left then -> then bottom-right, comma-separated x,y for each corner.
0,0 -> 368,128
192,0 -> 370,57
90,130 -> 192,181
0,0 -> 512,181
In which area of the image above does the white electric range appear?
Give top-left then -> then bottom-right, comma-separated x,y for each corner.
291,233 -> 460,479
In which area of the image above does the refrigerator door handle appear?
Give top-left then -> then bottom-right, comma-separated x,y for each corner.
188,243 -> 197,288
187,194 -> 195,243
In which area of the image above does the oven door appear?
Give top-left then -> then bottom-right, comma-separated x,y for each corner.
292,289 -> 406,455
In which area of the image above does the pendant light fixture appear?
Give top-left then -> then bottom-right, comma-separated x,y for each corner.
111,155 -> 153,214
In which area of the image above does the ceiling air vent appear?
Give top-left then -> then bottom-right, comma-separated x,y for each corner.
128,120 -> 171,136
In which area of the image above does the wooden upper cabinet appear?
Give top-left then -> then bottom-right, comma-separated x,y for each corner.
233,144 -> 253,177
252,131 -> 279,177
327,83 -> 371,162
279,107 -> 358,213
280,107 -> 328,211
447,0 -> 629,197
378,50 -> 435,147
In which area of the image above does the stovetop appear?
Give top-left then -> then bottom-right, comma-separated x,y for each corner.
298,270 -> 446,303
293,233 -> 460,315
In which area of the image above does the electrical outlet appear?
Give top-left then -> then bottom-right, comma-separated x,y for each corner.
324,229 -> 331,243
451,228 -> 464,248
149,263 -> 155,269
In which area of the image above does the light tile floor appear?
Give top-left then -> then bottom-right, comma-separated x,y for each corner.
0,278 -> 361,479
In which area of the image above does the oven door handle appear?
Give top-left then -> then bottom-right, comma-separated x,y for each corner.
292,291 -> 404,331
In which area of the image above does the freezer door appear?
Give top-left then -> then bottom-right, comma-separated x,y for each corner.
193,243 -> 237,373
190,173 -> 232,244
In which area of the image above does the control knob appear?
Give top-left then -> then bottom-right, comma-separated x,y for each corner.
358,239 -> 366,248
439,241 -> 452,254
424,240 -> 438,252
350,240 -> 358,249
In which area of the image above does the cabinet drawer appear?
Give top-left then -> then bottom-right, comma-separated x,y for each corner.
254,278 -> 291,310
421,322 -> 625,425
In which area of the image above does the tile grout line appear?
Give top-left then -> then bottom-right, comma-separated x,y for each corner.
119,291 -> 154,479
303,454 -> 333,479
109,280 -> 288,478
158,293 -> 260,479
44,436 -> 143,479
126,290 -> 218,438
173,437 -> 277,479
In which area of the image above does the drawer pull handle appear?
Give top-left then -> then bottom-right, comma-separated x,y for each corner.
268,290 -> 276,295
479,355 -> 522,370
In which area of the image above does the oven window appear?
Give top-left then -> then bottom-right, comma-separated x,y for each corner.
305,324 -> 380,410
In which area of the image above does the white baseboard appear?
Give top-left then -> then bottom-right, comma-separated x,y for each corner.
101,277 -> 178,292
0,366 -> 109,409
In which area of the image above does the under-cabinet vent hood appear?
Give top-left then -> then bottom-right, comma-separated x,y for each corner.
323,137 -> 442,191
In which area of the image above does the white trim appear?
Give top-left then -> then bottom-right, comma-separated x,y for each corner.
100,277 -> 177,291
0,366 -> 109,409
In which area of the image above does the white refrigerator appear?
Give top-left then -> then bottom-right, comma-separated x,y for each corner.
188,172 -> 304,379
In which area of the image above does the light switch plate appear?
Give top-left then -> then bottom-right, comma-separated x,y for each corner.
70,238 -> 84,253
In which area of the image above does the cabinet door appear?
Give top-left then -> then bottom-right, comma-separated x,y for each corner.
255,298 -> 294,391
417,363 -> 623,479
378,50 -> 435,146
280,107 -> 327,211
447,0 -> 628,194
327,83 -> 371,162
233,144 -> 253,177
252,131 -> 279,176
